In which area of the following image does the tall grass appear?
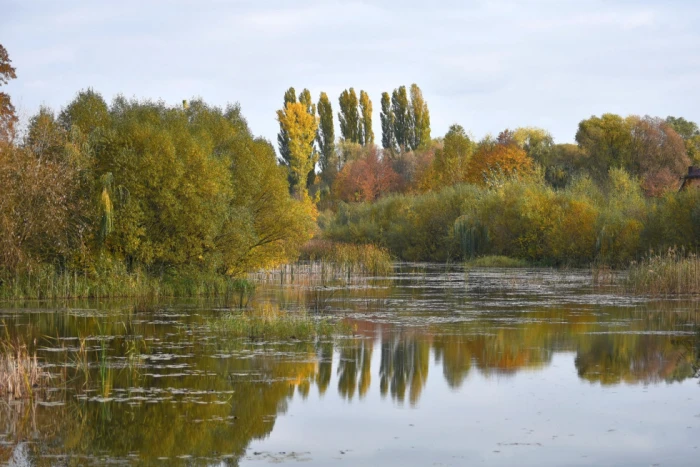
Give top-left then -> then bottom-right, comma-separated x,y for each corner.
626,250 -> 700,295
0,263 -> 256,301
299,239 -> 393,276
1,333 -> 51,400
209,305 -> 353,340
465,255 -> 529,268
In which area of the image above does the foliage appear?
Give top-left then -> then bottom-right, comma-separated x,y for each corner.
0,44 -> 17,142
299,239 -> 393,276
276,101 -> 319,199
465,141 -> 535,185
338,88 -> 360,143
380,92 -> 396,153
333,145 -> 400,202
316,92 -> 336,187
359,90 -> 374,145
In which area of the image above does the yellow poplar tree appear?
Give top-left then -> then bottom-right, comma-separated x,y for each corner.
277,101 -> 318,199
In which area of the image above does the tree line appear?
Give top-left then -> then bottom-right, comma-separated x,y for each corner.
0,44 -> 315,286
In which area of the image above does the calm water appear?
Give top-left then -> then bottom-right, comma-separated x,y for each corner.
1,265 -> 699,466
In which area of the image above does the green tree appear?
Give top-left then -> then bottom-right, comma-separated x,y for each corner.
575,114 -> 633,181
409,84 -> 431,150
338,88 -> 360,143
433,124 -> 474,186
316,92 -> 336,187
277,87 -> 297,165
298,89 -> 317,189
58,88 -> 111,136
359,90 -> 374,146
391,86 -> 411,150
380,92 -> 396,153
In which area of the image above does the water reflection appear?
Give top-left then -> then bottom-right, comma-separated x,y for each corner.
0,266 -> 698,464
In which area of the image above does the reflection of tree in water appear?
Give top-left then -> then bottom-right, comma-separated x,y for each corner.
337,338 -> 373,399
379,334 -> 429,406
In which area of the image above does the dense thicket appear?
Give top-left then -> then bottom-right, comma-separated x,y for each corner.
1,86 -> 315,281
325,171 -> 700,266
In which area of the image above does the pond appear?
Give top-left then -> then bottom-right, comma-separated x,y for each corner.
1,265 -> 699,466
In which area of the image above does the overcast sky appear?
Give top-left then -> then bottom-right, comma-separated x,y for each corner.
3,0 -> 700,146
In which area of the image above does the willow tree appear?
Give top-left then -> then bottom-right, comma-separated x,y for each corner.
359,90 -> 374,146
277,101 -> 319,199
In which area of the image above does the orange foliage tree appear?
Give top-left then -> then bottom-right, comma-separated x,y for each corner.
333,146 -> 400,202
465,142 -> 534,185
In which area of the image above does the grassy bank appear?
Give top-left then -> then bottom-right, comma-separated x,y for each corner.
209,305 -> 354,340
0,265 -> 256,302
625,251 -> 700,296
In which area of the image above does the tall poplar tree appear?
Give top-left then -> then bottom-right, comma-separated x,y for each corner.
277,101 -> 319,199
380,92 -> 396,153
410,84 -> 431,150
391,86 -> 412,150
359,90 -> 374,146
298,88 -> 317,188
0,44 -> 17,142
316,92 -> 336,186
338,88 -> 360,143
277,87 -> 297,165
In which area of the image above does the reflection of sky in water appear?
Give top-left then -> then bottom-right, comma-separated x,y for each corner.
244,351 -> 699,466
1,266 -> 699,465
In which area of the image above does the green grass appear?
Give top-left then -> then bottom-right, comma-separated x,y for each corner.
0,264 -> 256,301
625,251 -> 700,296
465,255 -> 529,268
208,306 -> 354,341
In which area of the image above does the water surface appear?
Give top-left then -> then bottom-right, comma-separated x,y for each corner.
1,265 -> 698,466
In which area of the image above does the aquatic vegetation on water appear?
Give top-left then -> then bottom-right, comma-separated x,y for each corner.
298,240 -> 393,276
209,305 -> 354,340
626,251 -> 700,295
465,255 -> 529,268
0,333 -> 51,400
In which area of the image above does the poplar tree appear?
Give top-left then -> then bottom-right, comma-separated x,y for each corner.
298,88 -> 317,188
316,92 -> 336,185
338,88 -> 360,143
359,90 -> 374,146
380,92 -> 396,153
276,101 -> 319,199
410,84 -> 431,150
391,86 -> 411,150
277,87 -> 297,165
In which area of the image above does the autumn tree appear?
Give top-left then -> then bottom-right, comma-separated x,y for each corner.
628,116 -> 689,195
359,90 -> 374,146
409,84 -> 431,150
0,44 -> 17,142
666,116 -> 700,164
333,146 -> 400,202
316,92 -> 336,187
338,88 -> 360,143
277,87 -> 297,164
380,92 -> 396,153
277,101 -> 319,199
465,140 -> 534,186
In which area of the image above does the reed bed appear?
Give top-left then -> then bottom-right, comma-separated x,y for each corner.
625,251 -> 700,296
208,305 -> 353,340
299,239 -> 393,276
0,264 -> 254,301
1,336 -> 51,400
